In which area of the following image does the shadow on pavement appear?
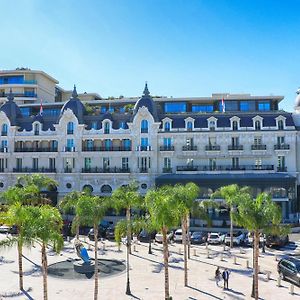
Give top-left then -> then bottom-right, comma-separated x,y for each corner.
187,285 -> 223,300
21,288 -> 34,300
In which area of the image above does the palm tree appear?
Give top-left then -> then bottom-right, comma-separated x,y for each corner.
30,205 -> 64,300
76,195 -> 108,300
0,203 -> 35,291
212,184 -> 249,248
145,186 -> 182,300
59,191 -> 83,239
233,192 -> 283,300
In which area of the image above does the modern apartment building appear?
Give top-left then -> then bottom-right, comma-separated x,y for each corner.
0,68 -> 299,224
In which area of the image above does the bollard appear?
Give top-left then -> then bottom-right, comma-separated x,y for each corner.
103,243 -> 106,251
206,248 -> 210,258
193,249 -> 197,256
277,276 -> 281,287
266,271 -> 271,281
88,243 -> 91,250
275,255 -> 278,262
84,235 -> 86,242
290,284 -> 294,295
206,242 -> 208,249
178,248 -> 182,255
233,256 -> 237,264
223,245 -> 226,251
133,245 -> 136,252
220,253 -> 223,261
246,260 -> 249,269
67,236 -> 70,242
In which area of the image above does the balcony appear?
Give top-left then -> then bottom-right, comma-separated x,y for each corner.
82,167 -> 130,173
82,146 -> 131,152
176,165 -> 274,172
251,145 -> 267,150
205,145 -> 221,151
139,168 -> 148,173
274,144 -> 290,150
15,147 -> 58,152
137,146 -> 151,151
64,146 -> 75,152
0,79 -> 37,85
0,168 -> 4,172
228,145 -> 243,151
1,132 -> 7,136
13,168 -> 56,173
0,92 -> 37,98
182,145 -> 197,151
277,167 -> 287,172
67,130 -> 74,135
162,167 -> 173,173
0,147 -> 8,152
160,146 -> 175,151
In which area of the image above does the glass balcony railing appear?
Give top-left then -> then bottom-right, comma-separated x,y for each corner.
0,92 -> 37,98
0,79 -> 37,85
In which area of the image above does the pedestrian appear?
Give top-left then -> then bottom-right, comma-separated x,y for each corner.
222,268 -> 230,290
215,266 -> 221,286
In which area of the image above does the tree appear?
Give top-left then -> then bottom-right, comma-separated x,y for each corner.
76,195 -> 108,300
145,186 -> 182,300
111,183 -> 142,295
30,205 -> 64,300
212,184 -> 249,248
0,203 -> 35,291
233,192 -> 283,300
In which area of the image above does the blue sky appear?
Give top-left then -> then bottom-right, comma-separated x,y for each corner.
1,0 -> 300,111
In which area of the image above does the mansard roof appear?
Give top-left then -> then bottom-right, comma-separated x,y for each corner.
0,89 -> 22,125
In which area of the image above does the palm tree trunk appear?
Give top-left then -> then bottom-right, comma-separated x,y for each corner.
17,240 -> 23,290
230,207 -> 233,248
187,214 -> 191,259
94,224 -> 99,300
148,238 -> 152,254
182,216 -> 188,287
162,226 -> 170,300
254,230 -> 259,300
126,236 -> 131,295
41,243 -> 48,300
126,207 -> 131,254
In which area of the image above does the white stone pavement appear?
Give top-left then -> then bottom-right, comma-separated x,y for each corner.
0,234 -> 300,300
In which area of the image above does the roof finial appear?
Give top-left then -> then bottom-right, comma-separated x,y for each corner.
72,84 -> 78,98
143,81 -> 150,97
7,88 -> 14,102
297,87 -> 300,95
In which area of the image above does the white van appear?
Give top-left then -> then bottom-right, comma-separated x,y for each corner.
174,229 -> 191,243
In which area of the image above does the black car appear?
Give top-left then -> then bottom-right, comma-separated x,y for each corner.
138,230 -> 156,243
266,234 -> 289,248
278,257 -> 300,286
105,227 -> 115,240
88,225 -> 108,241
190,231 -> 208,244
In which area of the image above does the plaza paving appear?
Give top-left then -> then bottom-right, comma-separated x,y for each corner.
0,233 -> 300,300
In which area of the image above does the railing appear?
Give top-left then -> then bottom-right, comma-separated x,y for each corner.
0,168 -> 4,172
205,145 -> 221,151
0,147 -> 8,152
82,167 -> 130,173
176,165 -> 274,172
159,146 -> 175,151
277,167 -> 287,172
138,146 -> 151,151
139,168 -> 148,173
274,144 -> 290,150
141,129 -> 148,133
82,146 -> 131,152
64,168 -> 73,173
162,167 -> 173,173
64,146 -> 75,152
67,130 -> 74,135
1,132 -> 7,136
182,145 -> 197,151
13,168 -> 56,173
251,144 -> 267,150
228,145 -> 243,151
0,92 -> 37,98
0,79 -> 37,84
14,147 -> 58,152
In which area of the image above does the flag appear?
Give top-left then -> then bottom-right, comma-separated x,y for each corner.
221,97 -> 225,113
39,99 -> 43,116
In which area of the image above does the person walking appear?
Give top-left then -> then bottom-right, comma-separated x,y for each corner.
215,267 -> 221,287
222,268 -> 230,290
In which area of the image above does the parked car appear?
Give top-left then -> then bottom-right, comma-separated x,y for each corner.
138,230 -> 156,243
155,231 -> 173,243
0,225 -> 10,233
224,232 -> 244,246
88,223 -> 110,241
105,227 -> 115,240
207,232 -> 225,244
247,232 -> 265,246
173,229 -> 191,243
190,231 -> 208,244
266,234 -> 289,248
278,257 -> 300,286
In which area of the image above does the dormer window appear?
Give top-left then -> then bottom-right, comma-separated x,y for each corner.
255,120 -> 261,131
104,122 -> 110,134
34,123 -> 39,136
141,120 -> 148,133
278,120 -> 284,130
232,121 -> 238,131
1,124 -> 8,136
187,121 -> 193,131
164,122 -> 171,132
209,120 -> 216,131
91,121 -> 97,130
67,122 -> 74,134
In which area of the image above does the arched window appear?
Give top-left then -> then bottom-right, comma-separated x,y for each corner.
101,184 -> 112,194
278,120 -> 284,130
164,122 -> 171,132
34,123 -> 39,135
82,184 -> 93,195
255,120 -> 261,131
187,121 -> 193,131
141,120 -> 148,133
104,122 -> 110,134
67,122 -> 74,134
232,121 -> 238,131
1,124 -> 8,136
